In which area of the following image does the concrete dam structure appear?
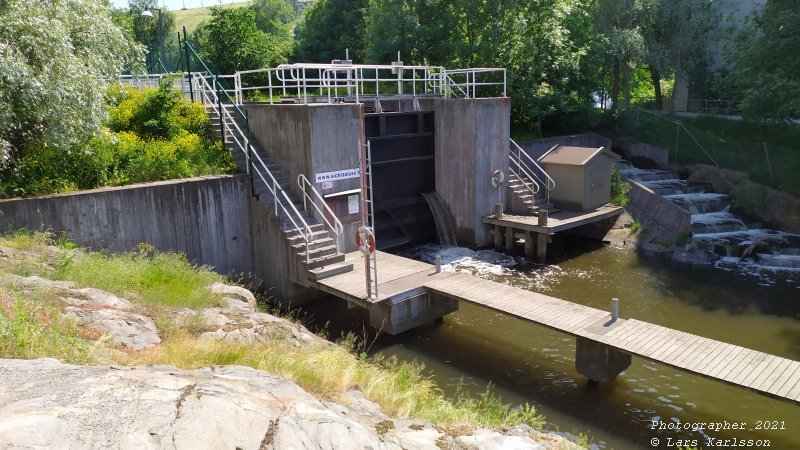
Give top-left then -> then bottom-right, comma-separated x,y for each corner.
3,61 -> 799,405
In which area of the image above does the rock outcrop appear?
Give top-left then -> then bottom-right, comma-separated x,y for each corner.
0,359 -> 560,450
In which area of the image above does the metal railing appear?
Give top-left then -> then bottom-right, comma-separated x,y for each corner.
440,68 -> 506,99
232,64 -> 506,105
509,138 -> 555,204
183,39 -> 343,262
298,174 -> 345,252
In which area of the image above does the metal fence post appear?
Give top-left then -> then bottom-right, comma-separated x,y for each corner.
216,79 -> 225,149
182,27 -> 193,102
246,109 -> 254,195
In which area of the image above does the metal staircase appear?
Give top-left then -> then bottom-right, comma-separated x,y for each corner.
191,63 -> 352,281
508,138 -> 555,215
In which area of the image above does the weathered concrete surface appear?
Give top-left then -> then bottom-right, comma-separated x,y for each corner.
247,103 -> 363,254
0,359 -> 565,450
626,179 -> 691,237
615,140 -> 670,169
0,176 -> 254,278
575,336 -> 631,383
419,98 -> 510,248
369,292 -> 459,335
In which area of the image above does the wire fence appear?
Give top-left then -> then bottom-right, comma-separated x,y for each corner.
618,108 -> 800,197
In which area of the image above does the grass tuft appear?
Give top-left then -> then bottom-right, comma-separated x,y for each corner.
0,288 -> 93,363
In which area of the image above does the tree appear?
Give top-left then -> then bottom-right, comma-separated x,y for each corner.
641,0 -> 719,110
725,0 -> 800,121
192,7 -> 289,75
123,0 -> 180,72
0,0 -> 141,165
293,0 -> 368,62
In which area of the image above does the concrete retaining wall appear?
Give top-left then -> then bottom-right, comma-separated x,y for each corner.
626,180 -> 691,236
616,140 -> 670,168
0,176 -> 254,276
0,175 -> 318,304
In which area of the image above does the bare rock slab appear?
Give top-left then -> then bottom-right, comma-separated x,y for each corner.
62,307 -> 161,350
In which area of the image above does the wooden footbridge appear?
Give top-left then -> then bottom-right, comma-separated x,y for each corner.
308,251 -> 800,405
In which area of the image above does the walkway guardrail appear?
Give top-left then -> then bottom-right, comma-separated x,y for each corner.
232,64 -> 506,105
182,38 -> 330,262
509,138 -> 555,203
441,68 -> 506,99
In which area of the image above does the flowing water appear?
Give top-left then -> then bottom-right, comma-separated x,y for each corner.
302,243 -> 800,449
619,163 -> 800,274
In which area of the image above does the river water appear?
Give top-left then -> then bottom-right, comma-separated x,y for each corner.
302,237 -> 800,449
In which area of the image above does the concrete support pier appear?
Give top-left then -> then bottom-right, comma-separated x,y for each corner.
575,336 -> 632,383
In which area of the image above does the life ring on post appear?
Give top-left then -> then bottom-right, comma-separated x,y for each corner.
491,169 -> 505,188
355,226 -> 376,255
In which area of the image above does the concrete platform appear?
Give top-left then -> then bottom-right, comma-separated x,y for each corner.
482,204 -> 624,234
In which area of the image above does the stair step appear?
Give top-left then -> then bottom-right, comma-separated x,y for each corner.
285,230 -> 329,243
308,263 -> 354,281
296,244 -> 338,259
291,237 -> 335,252
304,253 -> 346,270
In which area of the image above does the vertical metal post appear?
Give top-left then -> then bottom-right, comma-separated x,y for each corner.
245,109 -> 254,195
435,255 -> 441,273
216,79 -> 225,148
611,298 -> 620,322
182,27 -> 193,102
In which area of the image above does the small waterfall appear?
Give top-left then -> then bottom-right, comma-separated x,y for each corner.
619,168 -> 681,182
663,193 -> 730,214
422,192 -> 458,247
690,213 -> 748,235
642,179 -> 705,196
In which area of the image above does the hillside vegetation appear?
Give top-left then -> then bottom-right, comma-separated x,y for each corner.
173,2 -> 249,33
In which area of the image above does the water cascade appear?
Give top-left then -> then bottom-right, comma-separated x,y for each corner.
617,162 -> 800,273
421,191 -> 458,248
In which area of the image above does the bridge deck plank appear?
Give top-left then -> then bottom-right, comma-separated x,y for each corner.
310,250 -> 800,404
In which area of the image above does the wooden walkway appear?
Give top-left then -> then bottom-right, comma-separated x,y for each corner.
308,251 -> 800,405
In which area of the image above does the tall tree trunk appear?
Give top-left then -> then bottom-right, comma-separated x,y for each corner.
623,62 -> 631,109
650,66 -> 663,110
611,60 -> 620,111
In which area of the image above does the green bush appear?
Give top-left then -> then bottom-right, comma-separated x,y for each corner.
1,80 -> 235,198
611,167 -> 630,206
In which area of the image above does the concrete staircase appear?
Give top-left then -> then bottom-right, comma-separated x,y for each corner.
507,171 -> 552,215
207,103 -> 353,281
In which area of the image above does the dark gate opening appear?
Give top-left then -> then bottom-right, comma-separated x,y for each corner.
364,111 -> 436,250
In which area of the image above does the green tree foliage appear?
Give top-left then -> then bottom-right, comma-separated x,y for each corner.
1,82 -> 235,198
294,0 -> 368,62
122,0 -> 180,72
641,0 -> 719,110
192,6 -> 290,74
364,0 -> 597,129
0,0 -> 141,165
725,0 -> 800,121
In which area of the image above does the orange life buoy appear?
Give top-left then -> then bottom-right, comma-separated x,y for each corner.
355,226 -> 376,255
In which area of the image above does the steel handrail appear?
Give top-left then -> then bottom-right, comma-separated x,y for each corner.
510,138 -> 555,190
194,72 -> 316,261
297,174 -> 345,252
509,158 -> 541,195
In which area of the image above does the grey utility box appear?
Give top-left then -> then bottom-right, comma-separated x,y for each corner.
537,145 -> 620,211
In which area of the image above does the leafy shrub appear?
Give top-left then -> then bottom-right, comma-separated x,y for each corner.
611,167 -> 630,206
1,80 -> 235,198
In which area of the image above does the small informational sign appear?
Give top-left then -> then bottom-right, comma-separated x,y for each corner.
315,168 -> 360,183
347,194 -> 359,215
320,181 -> 333,190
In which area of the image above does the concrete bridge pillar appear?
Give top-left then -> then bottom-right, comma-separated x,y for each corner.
575,337 -> 631,383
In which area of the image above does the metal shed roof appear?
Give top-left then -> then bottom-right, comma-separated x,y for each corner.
537,145 -> 620,166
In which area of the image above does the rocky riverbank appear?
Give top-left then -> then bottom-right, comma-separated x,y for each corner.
0,237 -> 582,449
